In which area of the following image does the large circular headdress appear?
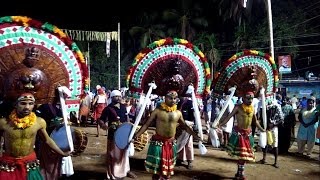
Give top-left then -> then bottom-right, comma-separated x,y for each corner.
212,50 -> 279,98
126,38 -> 211,99
0,16 -> 89,112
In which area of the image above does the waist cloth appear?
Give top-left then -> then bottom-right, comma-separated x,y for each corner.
0,151 -> 43,180
226,126 -> 255,162
145,134 -> 177,176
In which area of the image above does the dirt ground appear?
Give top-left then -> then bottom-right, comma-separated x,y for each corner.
69,123 -> 319,180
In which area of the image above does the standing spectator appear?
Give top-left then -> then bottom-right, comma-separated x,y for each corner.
296,98 -> 319,157
300,97 -> 308,109
279,97 -> 296,154
92,88 -> 108,137
176,94 -> 196,169
98,90 -> 137,179
290,95 -> 298,110
79,90 -> 91,126
258,100 -> 284,168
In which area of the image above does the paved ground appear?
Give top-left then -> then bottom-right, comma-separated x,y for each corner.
68,122 -> 320,180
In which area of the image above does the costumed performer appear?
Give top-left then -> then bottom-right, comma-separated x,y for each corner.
0,93 -> 70,180
126,38 -> 211,180
133,90 -> 201,180
218,91 -> 265,179
212,50 -> 279,180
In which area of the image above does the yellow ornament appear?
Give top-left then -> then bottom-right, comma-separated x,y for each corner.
160,103 -> 177,112
9,110 -> 37,129
241,104 -> 254,114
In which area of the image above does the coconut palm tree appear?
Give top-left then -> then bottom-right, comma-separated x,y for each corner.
161,0 -> 209,41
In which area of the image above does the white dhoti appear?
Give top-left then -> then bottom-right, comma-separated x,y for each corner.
106,140 -> 130,179
259,126 -> 278,148
176,121 -> 194,161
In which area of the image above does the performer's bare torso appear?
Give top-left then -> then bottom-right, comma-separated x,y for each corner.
236,107 -> 254,129
154,108 -> 182,138
0,117 -> 45,157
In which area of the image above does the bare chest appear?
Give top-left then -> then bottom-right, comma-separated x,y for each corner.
4,124 -> 38,139
158,111 -> 180,123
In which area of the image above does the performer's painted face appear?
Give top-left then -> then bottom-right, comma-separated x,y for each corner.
16,93 -> 35,117
165,91 -> 179,107
243,92 -> 254,105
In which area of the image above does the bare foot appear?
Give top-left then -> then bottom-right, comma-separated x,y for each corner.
257,159 -> 266,164
127,171 -> 137,179
272,163 -> 279,168
187,162 -> 193,169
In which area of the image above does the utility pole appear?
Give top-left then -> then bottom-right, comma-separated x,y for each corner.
87,42 -> 90,91
118,22 -> 121,90
267,0 -> 275,60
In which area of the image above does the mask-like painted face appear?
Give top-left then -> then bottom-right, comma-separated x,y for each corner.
165,91 -> 179,107
16,93 -> 35,117
243,92 -> 254,105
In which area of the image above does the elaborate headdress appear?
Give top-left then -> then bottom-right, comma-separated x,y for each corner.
212,50 -> 279,99
17,93 -> 35,102
126,38 -> 211,100
0,16 -> 89,113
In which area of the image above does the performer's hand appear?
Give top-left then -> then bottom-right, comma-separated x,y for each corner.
63,151 -> 72,157
196,136 -> 203,142
130,137 -> 135,143
267,123 -> 274,130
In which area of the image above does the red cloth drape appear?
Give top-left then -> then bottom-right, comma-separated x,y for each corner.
0,152 -> 37,180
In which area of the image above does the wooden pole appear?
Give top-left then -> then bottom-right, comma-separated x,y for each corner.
87,42 -> 91,91
118,22 -> 121,90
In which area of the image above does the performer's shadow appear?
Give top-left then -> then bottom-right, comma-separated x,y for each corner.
129,158 -> 146,170
173,169 -> 232,180
129,158 -> 233,180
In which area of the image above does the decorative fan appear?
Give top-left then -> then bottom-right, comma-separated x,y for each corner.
212,50 -> 279,98
126,38 -> 211,99
0,16 -> 89,113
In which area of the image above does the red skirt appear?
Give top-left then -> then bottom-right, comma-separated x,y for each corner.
92,103 -> 106,121
226,126 -> 255,162
0,152 -> 42,180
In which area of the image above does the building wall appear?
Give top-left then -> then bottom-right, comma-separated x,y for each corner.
280,82 -> 320,99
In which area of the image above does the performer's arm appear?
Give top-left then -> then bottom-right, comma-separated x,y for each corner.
38,118 -> 69,157
133,108 -> 157,139
253,113 -> 265,131
178,111 -> 201,141
218,105 -> 239,127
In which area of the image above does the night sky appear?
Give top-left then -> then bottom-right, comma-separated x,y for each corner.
1,0 -> 319,76
0,0 -> 174,31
